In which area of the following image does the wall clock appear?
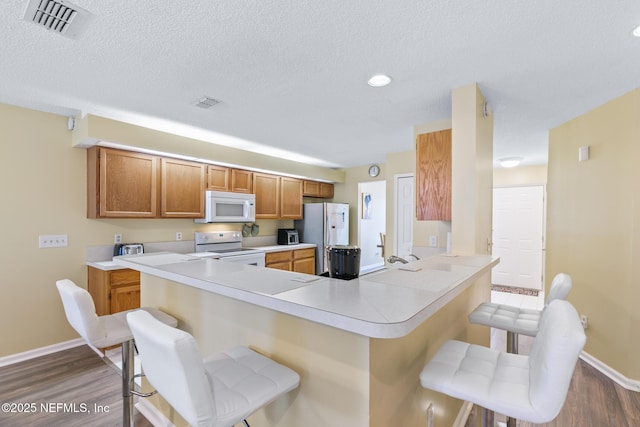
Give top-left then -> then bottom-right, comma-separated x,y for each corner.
368,164 -> 380,177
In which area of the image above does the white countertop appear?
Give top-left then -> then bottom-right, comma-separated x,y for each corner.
244,243 -> 316,253
114,252 -> 498,339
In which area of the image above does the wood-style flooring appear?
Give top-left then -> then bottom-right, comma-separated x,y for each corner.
0,345 -> 152,427
465,356 -> 640,427
1,343 -> 638,426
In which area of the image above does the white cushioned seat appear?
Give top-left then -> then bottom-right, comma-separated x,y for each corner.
127,310 -> 300,427
420,299 -> 586,424
56,279 -> 177,347
56,278 -> 178,426
468,273 -> 572,337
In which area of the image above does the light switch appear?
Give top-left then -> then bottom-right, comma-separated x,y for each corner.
578,146 -> 590,162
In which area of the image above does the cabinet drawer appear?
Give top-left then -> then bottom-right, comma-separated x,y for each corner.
110,269 -> 140,286
293,248 -> 315,259
265,251 -> 293,264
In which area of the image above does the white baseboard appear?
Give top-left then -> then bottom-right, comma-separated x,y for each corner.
0,338 -> 85,368
580,351 -> 640,392
136,399 -> 175,427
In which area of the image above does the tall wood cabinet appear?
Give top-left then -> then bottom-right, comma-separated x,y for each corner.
254,172 -> 280,219
161,157 -> 205,217
280,177 -> 303,219
87,147 -> 158,218
416,129 -> 452,221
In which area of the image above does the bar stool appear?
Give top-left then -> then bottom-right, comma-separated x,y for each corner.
468,272 -> 572,353
55,279 -> 178,427
126,310 -> 301,427
420,299 -> 585,426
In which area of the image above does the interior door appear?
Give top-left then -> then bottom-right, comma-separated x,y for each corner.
395,175 -> 414,258
492,186 -> 544,290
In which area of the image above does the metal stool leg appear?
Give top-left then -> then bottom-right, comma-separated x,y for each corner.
505,331 -> 519,426
506,331 -> 519,354
122,339 -> 135,427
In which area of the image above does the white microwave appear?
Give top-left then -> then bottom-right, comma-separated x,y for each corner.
194,191 -> 256,223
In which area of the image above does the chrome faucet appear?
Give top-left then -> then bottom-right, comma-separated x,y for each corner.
387,254 -> 420,264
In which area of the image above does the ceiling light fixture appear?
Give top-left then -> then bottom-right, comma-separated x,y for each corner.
633,24 -> 640,37
367,74 -> 392,87
499,157 -> 523,168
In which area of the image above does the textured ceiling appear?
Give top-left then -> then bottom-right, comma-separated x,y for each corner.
1,0 -> 639,168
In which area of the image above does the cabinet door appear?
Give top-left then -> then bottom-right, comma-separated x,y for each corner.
292,257 -> 315,274
231,169 -> 253,193
303,180 -> 320,196
161,158 -> 206,218
280,177 -> 303,219
207,165 -> 230,191
110,283 -> 140,313
416,130 -> 452,221
254,173 -> 280,219
90,147 -> 158,218
319,183 -> 334,198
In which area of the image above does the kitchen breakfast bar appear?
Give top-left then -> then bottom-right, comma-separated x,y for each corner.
115,253 -> 498,427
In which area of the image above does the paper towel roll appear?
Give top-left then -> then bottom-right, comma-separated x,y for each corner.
446,232 -> 452,254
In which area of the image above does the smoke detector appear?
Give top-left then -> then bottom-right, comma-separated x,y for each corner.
24,0 -> 93,39
194,96 -> 222,109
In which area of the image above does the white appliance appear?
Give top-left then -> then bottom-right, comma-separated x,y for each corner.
193,231 -> 265,267
194,191 -> 256,223
294,203 -> 349,274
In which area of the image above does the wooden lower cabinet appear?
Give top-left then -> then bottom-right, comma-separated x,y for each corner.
265,248 -> 315,274
88,266 -> 141,316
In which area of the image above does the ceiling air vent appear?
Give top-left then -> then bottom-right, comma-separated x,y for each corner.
194,96 -> 222,109
24,0 -> 93,39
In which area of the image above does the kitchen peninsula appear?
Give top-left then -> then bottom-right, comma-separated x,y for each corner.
115,252 -> 498,427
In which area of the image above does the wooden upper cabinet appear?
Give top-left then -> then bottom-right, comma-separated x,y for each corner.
416,129 -> 452,221
319,182 -> 334,198
161,158 -> 206,218
303,180 -> 334,198
207,166 -> 253,193
231,169 -> 253,193
280,177 -> 303,219
87,147 -> 157,218
206,165 -> 230,191
254,172 -> 280,219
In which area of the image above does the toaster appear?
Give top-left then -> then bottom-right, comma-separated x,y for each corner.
114,243 -> 144,256
277,229 -> 299,245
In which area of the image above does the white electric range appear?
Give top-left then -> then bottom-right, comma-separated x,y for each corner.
192,231 -> 265,267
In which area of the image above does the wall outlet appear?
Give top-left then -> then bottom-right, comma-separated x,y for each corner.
176,232 -> 183,241
114,233 -> 122,244
580,314 -> 588,329
39,234 -> 68,248
429,235 -> 438,247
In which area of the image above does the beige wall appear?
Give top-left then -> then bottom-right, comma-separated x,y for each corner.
0,103 -> 340,357
547,88 -> 640,380
451,84 -> 494,255
493,164 -> 547,187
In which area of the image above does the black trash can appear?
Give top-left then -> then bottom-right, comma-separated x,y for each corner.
327,245 -> 361,280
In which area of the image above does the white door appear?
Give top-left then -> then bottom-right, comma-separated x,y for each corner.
395,175 -> 414,258
492,186 -> 544,290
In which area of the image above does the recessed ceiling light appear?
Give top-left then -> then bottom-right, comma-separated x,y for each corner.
499,157 -> 523,168
367,74 -> 392,87
633,24 -> 640,37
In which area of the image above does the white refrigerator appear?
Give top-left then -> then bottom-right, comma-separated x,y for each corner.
295,203 -> 349,274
